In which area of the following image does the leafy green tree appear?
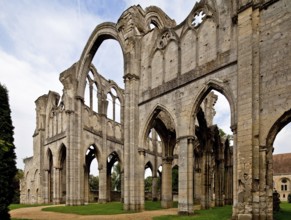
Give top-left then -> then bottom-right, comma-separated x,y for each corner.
89,175 -> 99,191
172,166 -> 179,192
12,169 -> 24,204
111,162 -> 121,191
0,83 -> 17,219
144,176 -> 152,192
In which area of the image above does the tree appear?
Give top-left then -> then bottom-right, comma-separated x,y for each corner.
111,162 -> 121,191
172,166 -> 179,192
0,83 -> 17,219
144,176 -> 152,192
12,169 -> 24,204
89,175 -> 99,191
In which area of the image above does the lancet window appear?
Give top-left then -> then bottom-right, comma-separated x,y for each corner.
84,71 -> 98,112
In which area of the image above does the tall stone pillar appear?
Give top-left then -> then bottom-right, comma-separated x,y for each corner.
178,137 -> 194,215
214,159 -> 224,207
84,170 -> 89,204
123,73 -> 142,211
152,176 -> 158,201
98,164 -> 107,203
53,167 -> 61,204
161,157 -> 173,208
236,4 -> 261,219
138,149 -> 145,209
200,151 -> 212,209
107,173 -> 111,202
44,169 -> 50,204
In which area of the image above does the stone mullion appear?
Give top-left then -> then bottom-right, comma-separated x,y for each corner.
112,96 -> 116,122
89,81 -> 93,110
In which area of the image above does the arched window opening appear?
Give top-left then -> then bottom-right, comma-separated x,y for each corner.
107,88 -> 121,123
111,161 -> 121,192
144,163 -> 153,201
115,98 -> 121,123
84,77 -> 90,106
272,123 -> 291,202
84,71 -> 98,113
195,90 -> 233,208
107,93 -> 114,120
106,152 -> 121,201
273,123 -> 291,154
92,39 -> 124,89
85,145 -> 99,203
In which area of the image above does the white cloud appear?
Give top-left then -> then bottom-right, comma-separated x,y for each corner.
1,0 -> 289,172
213,91 -> 232,135
0,1 -> 106,169
273,123 -> 291,154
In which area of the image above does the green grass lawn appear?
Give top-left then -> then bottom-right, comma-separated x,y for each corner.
10,202 -> 291,219
9,203 -> 50,210
42,201 -> 169,215
153,205 -> 232,220
274,202 -> 291,220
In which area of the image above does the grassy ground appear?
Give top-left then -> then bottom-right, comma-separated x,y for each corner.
153,205 -> 232,220
42,201 -> 169,215
12,202 -> 291,219
42,202 -> 126,215
274,202 -> 291,220
10,204 -> 50,210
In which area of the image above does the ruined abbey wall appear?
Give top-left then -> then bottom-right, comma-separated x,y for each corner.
21,1 -> 291,219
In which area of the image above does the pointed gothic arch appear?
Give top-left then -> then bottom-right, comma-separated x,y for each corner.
190,79 -> 236,134
76,23 -> 126,98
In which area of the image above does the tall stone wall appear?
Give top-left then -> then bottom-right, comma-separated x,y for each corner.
21,0 -> 291,219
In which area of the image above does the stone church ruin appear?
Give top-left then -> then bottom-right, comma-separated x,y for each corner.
21,0 -> 291,219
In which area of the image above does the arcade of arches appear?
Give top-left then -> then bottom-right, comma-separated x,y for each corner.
20,0 -> 291,219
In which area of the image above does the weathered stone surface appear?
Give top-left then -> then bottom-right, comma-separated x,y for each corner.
21,0 -> 291,219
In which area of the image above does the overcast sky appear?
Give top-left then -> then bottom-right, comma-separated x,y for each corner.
0,0 -> 289,170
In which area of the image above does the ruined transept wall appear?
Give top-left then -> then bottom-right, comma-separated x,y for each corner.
21,0 -> 291,219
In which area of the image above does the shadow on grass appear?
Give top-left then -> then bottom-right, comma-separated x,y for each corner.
274,202 -> 291,220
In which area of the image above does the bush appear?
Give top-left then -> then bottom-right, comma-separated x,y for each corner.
288,194 -> 291,203
273,190 -> 280,212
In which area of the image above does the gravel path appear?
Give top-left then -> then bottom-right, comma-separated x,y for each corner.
10,205 -> 178,220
